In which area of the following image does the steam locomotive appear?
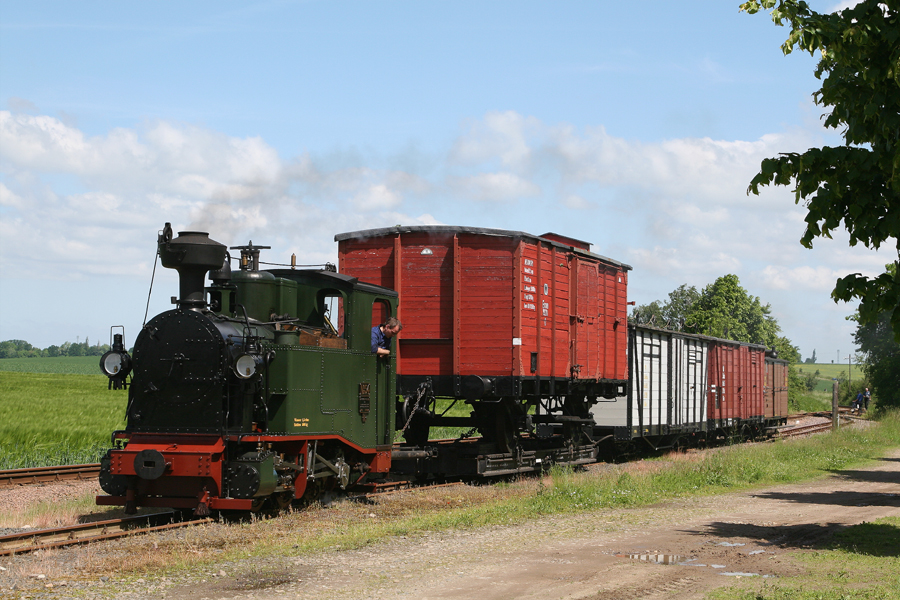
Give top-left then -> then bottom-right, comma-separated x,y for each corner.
97,224 -> 788,515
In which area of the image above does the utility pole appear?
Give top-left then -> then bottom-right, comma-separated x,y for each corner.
832,379 -> 839,430
848,354 -> 852,389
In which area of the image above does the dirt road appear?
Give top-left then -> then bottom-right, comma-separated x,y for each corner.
157,448 -> 900,600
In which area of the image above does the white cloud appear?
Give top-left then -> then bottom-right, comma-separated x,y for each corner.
0,182 -> 26,209
450,111 -> 538,170
450,172 -> 541,202
0,108 -> 887,361
352,184 -> 402,210
759,264 -> 844,292
562,194 -> 590,209
0,111 -> 436,281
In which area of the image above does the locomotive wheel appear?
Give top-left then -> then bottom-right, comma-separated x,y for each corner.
302,479 -> 324,504
273,492 -> 294,510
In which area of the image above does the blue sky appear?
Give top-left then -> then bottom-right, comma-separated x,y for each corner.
0,0 -> 885,365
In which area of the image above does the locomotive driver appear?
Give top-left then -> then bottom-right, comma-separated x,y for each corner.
371,317 -> 402,356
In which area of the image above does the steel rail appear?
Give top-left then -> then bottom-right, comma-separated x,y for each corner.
0,464 -> 101,488
0,512 -> 212,555
778,421 -> 841,438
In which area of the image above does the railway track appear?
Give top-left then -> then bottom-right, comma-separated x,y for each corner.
778,421 -> 838,438
0,512 -> 212,555
0,418 -> 854,554
3,414 -> 852,490
0,463 -> 101,488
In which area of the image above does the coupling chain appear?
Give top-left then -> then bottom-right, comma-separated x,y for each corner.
400,383 -> 429,432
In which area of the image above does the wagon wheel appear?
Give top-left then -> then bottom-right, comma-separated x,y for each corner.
401,396 -> 431,447
494,399 -> 519,454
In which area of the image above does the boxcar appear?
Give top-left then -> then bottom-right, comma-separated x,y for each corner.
593,324 -> 710,450
335,226 -> 631,401
764,356 -> 789,424
706,338 -> 769,439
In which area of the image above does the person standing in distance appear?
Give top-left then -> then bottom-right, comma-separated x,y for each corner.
371,317 -> 402,356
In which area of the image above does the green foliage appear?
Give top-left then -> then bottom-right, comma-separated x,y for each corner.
0,371 -> 126,468
741,0 -> 900,340
790,389 -> 832,413
684,274 -> 782,348
855,303 -> 900,410
630,284 -> 700,330
801,370 -> 818,391
0,338 -> 110,358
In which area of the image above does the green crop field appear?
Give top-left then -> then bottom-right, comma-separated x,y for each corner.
796,362 -> 864,381
0,370 -> 127,469
0,356 -> 101,375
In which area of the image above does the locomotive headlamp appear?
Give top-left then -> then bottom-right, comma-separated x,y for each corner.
100,352 -> 129,376
234,353 -> 264,379
100,331 -> 132,390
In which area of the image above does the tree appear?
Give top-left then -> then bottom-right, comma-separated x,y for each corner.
663,284 -> 700,329
629,284 -> 700,330
741,0 -> 900,340
630,300 -> 666,326
854,264 -> 900,409
684,274 -> 781,346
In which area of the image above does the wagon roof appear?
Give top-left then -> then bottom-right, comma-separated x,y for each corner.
335,225 -> 632,271
630,322 -> 770,350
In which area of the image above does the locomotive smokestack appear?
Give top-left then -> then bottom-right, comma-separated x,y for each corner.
157,223 -> 227,310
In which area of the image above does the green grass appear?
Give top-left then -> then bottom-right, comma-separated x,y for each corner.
295,412 -> 900,556
792,389 -> 835,412
0,371 -> 126,468
710,516 -> 900,599
797,362 -> 864,381
0,356 -> 102,375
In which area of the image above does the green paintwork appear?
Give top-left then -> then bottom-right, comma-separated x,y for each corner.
224,268 -> 398,451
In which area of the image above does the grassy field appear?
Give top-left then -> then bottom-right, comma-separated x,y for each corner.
0,355 -> 101,375
0,371 -> 126,468
796,362 -> 868,397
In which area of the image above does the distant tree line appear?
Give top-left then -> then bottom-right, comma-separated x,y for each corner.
629,274 -> 798,362
0,339 -> 111,359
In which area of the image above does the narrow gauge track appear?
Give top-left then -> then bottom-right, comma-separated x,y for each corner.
0,512 -> 212,555
0,464 -> 101,488
778,419 -> 851,438
0,481 -> 458,555
2,415 -> 851,490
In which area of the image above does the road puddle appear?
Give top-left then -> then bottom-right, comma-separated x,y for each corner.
618,554 -> 685,565
617,554 -> 771,578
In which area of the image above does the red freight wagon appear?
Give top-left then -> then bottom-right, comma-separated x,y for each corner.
764,357 -> 789,422
335,226 -> 631,402
707,338 -> 767,433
